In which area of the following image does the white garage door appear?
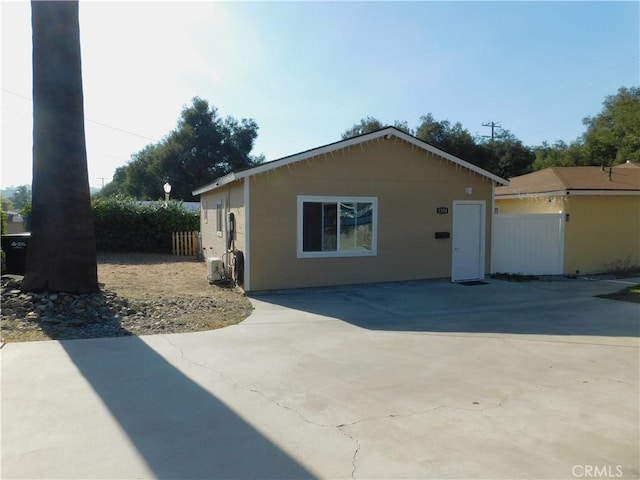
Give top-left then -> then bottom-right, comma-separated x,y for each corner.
492,214 -> 564,275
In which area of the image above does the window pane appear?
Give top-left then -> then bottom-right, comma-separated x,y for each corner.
322,203 -> 337,251
340,202 -> 372,251
216,202 -> 222,233
302,202 -> 322,251
356,202 -> 373,250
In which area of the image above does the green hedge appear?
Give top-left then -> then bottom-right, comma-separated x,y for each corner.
93,197 -> 199,253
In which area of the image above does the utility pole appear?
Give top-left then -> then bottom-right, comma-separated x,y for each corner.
482,121 -> 502,140
97,177 -> 107,188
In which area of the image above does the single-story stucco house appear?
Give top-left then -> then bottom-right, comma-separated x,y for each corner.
193,127 -> 508,292
494,162 -> 640,275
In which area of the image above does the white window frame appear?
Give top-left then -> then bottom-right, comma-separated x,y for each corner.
297,195 -> 378,258
215,201 -> 223,236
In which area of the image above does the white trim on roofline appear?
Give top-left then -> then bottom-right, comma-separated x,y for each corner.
192,127 -> 509,196
496,189 -> 640,199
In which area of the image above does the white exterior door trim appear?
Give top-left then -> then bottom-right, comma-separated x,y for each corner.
451,200 -> 486,282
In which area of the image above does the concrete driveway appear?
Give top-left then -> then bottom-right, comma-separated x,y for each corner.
2,277 -> 639,479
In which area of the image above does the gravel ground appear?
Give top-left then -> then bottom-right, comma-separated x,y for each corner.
1,253 -> 254,343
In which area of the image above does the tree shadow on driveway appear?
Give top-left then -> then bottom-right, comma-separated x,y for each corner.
251,279 -> 640,337
59,334 -> 314,479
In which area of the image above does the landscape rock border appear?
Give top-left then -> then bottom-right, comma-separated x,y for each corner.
1,274 -> 250,342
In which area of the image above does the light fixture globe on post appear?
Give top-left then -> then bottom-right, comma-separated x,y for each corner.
163,182 -> 172,208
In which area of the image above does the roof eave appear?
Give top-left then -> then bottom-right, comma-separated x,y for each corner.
191,172 -> 239,196
496,189 -> 640,199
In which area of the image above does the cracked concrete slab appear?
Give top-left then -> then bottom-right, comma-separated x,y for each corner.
2,277 -> 639,479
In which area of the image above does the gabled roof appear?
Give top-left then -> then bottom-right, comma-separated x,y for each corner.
193,126 -> 508,196
495,163 -> 640,197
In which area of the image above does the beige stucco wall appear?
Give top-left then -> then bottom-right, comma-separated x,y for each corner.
495,194 -> 640,274
496,196 -> 564,214
563,195 -> 640,274
200,182 -> 245,269
247,139 -> 495,291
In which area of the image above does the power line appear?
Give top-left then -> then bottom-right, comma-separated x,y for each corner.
84,118 -> 158,142
1,87 -> 159,142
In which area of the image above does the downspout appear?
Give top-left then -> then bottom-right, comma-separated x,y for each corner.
243,177 -> 251,291
490,180 -> 496,274
223,186 -> 233,281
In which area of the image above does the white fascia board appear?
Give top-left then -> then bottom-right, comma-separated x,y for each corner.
496,189 -> 640,199
192,172 -> 238,196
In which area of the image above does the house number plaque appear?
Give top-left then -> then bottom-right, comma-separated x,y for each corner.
436,207 -> 449,214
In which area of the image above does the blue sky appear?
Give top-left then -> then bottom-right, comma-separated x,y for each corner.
1,1 -> 638,189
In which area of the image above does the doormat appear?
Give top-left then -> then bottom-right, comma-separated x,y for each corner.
458,281 -> 489,286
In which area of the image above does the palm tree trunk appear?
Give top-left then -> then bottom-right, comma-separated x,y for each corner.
22,0 -> 98,293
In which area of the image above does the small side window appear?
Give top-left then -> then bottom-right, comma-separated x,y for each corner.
215,201 -> 223,234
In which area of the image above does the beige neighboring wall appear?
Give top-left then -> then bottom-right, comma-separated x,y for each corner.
248,138 -> 494,291
495,194 -> 640,274
200,182 -> 246,264
496,196 -> 564,214
563,195 -> 640,274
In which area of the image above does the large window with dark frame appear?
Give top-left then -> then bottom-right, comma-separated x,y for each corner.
297,196 -> 377,257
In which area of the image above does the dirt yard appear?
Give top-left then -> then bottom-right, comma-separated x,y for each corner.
97,253 -> 230,299
0,253 -> 254,342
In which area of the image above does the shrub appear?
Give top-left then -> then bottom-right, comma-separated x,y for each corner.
490,272 -> 539,282
21,201 -> 31,231
93,196 -> 199,253
605,255 -> 640,278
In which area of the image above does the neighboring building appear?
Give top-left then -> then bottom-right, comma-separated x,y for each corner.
494,162 -> 640,275
137,201 -> 200,212
4,211 -> 26,234
193,127 -> 508,292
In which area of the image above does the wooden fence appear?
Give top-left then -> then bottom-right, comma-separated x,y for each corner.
172,231 -> 200,256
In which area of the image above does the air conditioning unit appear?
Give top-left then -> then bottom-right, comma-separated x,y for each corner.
206,257 -> 224,283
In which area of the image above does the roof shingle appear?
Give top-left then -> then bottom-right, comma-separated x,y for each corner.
496,163 -> 640,196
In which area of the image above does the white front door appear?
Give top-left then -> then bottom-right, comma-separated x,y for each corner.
452,201 -> 486,282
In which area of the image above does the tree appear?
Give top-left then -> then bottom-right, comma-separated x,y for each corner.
341,114 -> 537,178
480,130 -> 535,179
341,116 -> 412,139
532,140 -> 589,171
341,116 -> 384,139
582,86 -> 640,165
22,1 -> 98,293
414,114 -> 496,173
11,185 -> 31,210
1,194 -> 15,213
531,86 -> 639,170
98,98 -> 263,201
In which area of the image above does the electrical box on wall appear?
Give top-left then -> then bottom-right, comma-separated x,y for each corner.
435,232 -> 450,239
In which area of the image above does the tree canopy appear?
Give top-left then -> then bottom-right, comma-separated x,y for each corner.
99,98 -> 263,201
342,113 -> 534,178
533,86 -> 640,170
341,87 -> 636,179
341,116 -> 412,139
582,86 -> 640,165
10,185 -> 31,210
